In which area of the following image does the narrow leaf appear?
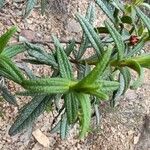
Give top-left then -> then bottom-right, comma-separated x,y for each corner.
9,95 -> 53,136
60,114 -> 70,140
120,67 -> 131,93
64,92 -> 79,124
135,7 -> 150,31
65,39 -> 76,56
111,73 -> 125,107
76,93 -> 91,138
131,54 -> 150,69
0,85 -> 17,106
76,14 -> 103,56
122,60 -> 144,89
25,42 -> 58,68
0,56 -> 24,84
41,0 -> 47,15
97,80 -> 119,93
75,46 -> 112,87
88,90 -> 109,100
95,0 -> 115,23
2,44 -> 25,58
127,38 -> 145,57
22,78 -> 76,94
105,21 -> 125,60
24,0 -> 37,18
0,0 -> 5,8
53,36 -> 73,79
77,2 -> 96,59
0,26 -> 17,53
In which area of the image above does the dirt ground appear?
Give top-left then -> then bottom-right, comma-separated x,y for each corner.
0,0 -> 150,150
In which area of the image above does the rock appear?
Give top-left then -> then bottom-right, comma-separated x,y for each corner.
32,143 -> 45,150
66,19 -> 81,33
32,129 -> 50,148
20,30 -> 36,41
125,89 -> 137,100
134,134 -> 140,145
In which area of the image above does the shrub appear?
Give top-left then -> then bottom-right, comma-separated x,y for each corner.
0,0 -> 150,139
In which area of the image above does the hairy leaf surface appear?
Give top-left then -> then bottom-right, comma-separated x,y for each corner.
9,95 -> 52,136
0,26 -> 17,53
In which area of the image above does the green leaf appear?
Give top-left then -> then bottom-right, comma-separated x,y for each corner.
105,21 -> 125,60
88,90 -> 109,100
95,0 -> 115,23
131,54 -> 150,69
86,2 -> 95,23
60,114 -> 70,140
121,16 -> 133,24
135,7 -> 150,32
132,0 -> 144,5
120,59 -> 143,89
141,2 -> 150,10
65,39 -> 76,56
50,119 -> 61,134
75,46 -> 112,88
76,14 -> 103,56
9,95 -> 52,136
77,2 -> 96,59
75,93 -> 91,138
64,92 -> 79,124
129,61 -> 144,89
111,73 -> 125,107
77,63 -> 91,80
0,56 -> 24,84
0,84 -> 18,106
22,78 -> 77,94
25,42 -> 58,68
0,0 -> 5,8
97,80 -> 119,93
53,36 -> 73,79
86,80 -> 119,100
120,67 -> 131,93
41,0 -> 47,15
94,103 -> 101,125
1,44 -> 25,58
24,0 -> 37,18
127,38 -> 145,57
0,26 -> 17,54
19,63 -> 36,79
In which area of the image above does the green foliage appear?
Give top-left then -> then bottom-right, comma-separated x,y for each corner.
76,93 -> 91,138
0,79 -> 17,106
0,0 -> 5,8
9,95 -> 53,136
24,0 -> 37,18
0,26 -> 17,54
0,0 -> 150,140
104,21 -> 125,60
76,14 -> 103,56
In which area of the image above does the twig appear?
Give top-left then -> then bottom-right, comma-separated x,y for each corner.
31,39 -> 81,45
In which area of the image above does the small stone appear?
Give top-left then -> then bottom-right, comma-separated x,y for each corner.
32,143 -> 44,150
66,19 -> 81,33
32,129 -> 50,148
133,134 -> 140,144
20,30 -> 36,41
125,89 -> 137,100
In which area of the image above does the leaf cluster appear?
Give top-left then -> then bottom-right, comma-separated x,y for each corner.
0,0 -> 150,139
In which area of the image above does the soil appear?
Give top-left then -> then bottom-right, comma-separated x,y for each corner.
0,0 -> 150,150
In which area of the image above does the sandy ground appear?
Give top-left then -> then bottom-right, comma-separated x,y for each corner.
0,0 -> 150,150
